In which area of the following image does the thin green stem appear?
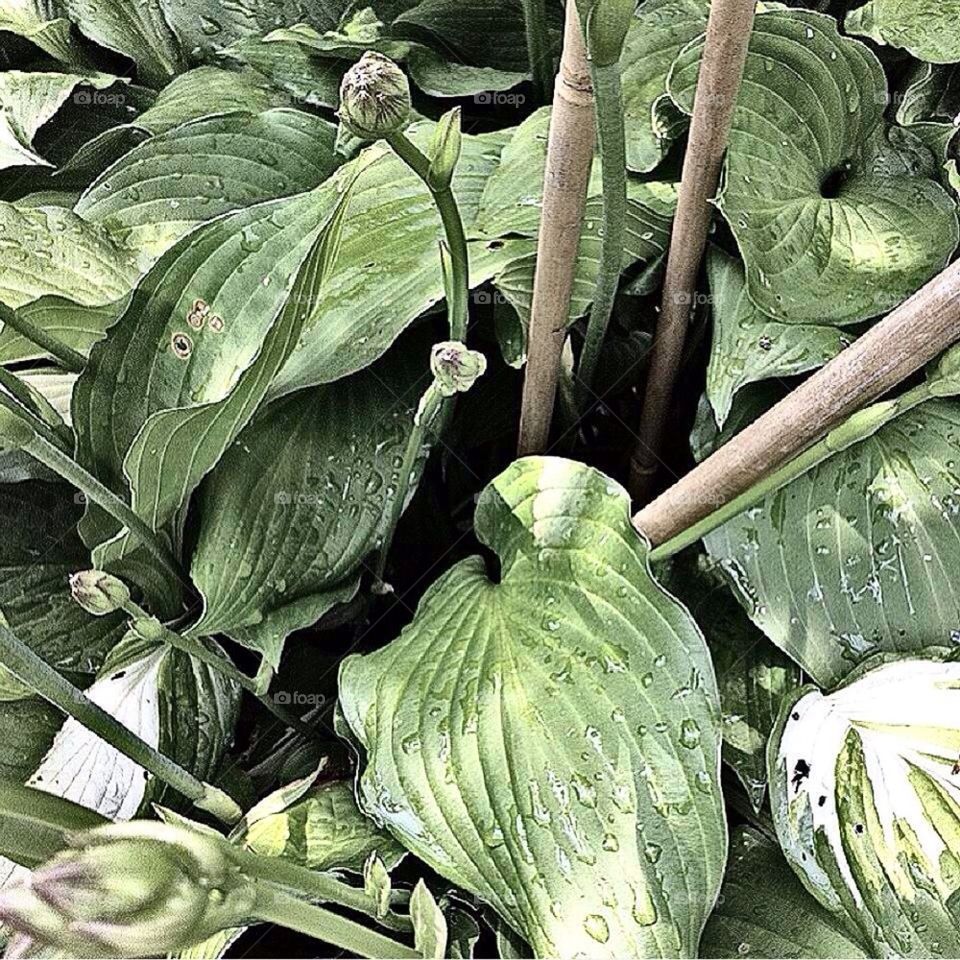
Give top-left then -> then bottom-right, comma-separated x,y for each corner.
253,886 -> 418,960
236,848 -> 412,934
123,601 -> 322,742
19,431 -> 183,582
648,383 -> 933,563
387,131 -> 469,341
522,0 -> 554,103
0,302 -> 85,374
375,382 -> 444,584
575,63 -> 627,405
0,623 -> 241,824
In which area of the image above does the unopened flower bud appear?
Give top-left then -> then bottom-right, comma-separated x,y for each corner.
578,0 -> 636,67
339,52 -> 411,141
69,570 -> 130,616
0,821 -> 256,959
430,342 -> 487,397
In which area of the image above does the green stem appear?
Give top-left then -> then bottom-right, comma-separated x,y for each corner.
386,131 -> 469,341
0,302 -> 85,374
19,430 -> 183,582
375,382 -> 445,584
0,623 -> 241,824
648,383 -> 933,563
522,0 -> 554,103
236,848 -> 412,934
0,365 -> 66,436
253,886 -> 418,960
124,601 -> 322,742
575,62 -> 627,404
0,389 -> 68,452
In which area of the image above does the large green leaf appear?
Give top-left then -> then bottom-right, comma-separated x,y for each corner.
705,248 -> 848,428
0,70 -> 119,171
700,826 -> 869,959
620,0 -> 707,173
233,773 -> 406,872
190,342 -> 426,665
846,0 -> 960,64
669,9 -> 959,325
63,0 -> 186,86
75,108 -> 339,261
770,652 -> 960,957
0,202 -> 141,309
270,124 -> 519,396
0,1 -> 84,64
703,396 -> 960,688
73,159 -> 360,559
340,457 -> 726,959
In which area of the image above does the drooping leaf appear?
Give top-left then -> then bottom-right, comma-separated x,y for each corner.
846,0 -> 960,64
234,774 -> 406,872
76,108 -> 339,261
0,70 -> 119,171
700,826 -> 868,959
669,9 -> 960,325
190,341 -> 426,665
269,124 -> 519,396
769,652 -> 960,957
73,158 -> 360,560
63,0 -> 186,87
340,457 -> 726,959
705,248 -> 849,428
620,0 -> 707,173
0,202 -> 142,309
703,396 -> 960,688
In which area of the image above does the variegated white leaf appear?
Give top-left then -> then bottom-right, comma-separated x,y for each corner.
770,653 -> 960,958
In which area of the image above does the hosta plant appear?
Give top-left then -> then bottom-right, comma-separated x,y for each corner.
0,0 -> 958,958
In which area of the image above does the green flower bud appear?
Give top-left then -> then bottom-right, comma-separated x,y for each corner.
430,341 -> 487,397
0,821 -> 257,959
69,570 -> 130,617
578,0 -> 636,67
339,52 -> 411,141
427,108 -> 463,191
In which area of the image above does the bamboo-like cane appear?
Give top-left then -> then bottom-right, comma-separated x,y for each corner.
517,0 -> 595,456
629,0 -> 757,500
634,258 -> 960,547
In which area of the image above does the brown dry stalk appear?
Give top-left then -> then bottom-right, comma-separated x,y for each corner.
517,0 -> 595,456
629,0 -> 757,500
633,257 -> 960,546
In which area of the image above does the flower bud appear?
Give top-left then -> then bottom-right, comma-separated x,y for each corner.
427,108 -> 463,191
339,52 -> 411,141
578,0 -> 636,67
0,821 -> 257,959
430,342 -> 487,397
69,570 -> 130,617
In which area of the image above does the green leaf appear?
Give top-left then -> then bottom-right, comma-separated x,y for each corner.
705,248 -> 849,428
661,550 -> 802,813
620,0 -> 707,173
703,397 -> 960,688
63,0 -> 185,87
0,2 -> 85,65
410,880 -> 447,960
190,343 -> 426,665
73,160 -> 360,559
0,202 -> 142,310
0,295 -> 119,363
700,826 -> 868,959
669,9 -> 960,325
76,108 -> 339,261
270,124 -> 518,396
0,698 -> 61,782
340,457 -> 726,958
0,780 -> 107,870
0,481 -> 126,680
0,70 -> 119,171
846,0 -> 960,64
233,774 -> 406,872
769,652 -> 960,957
